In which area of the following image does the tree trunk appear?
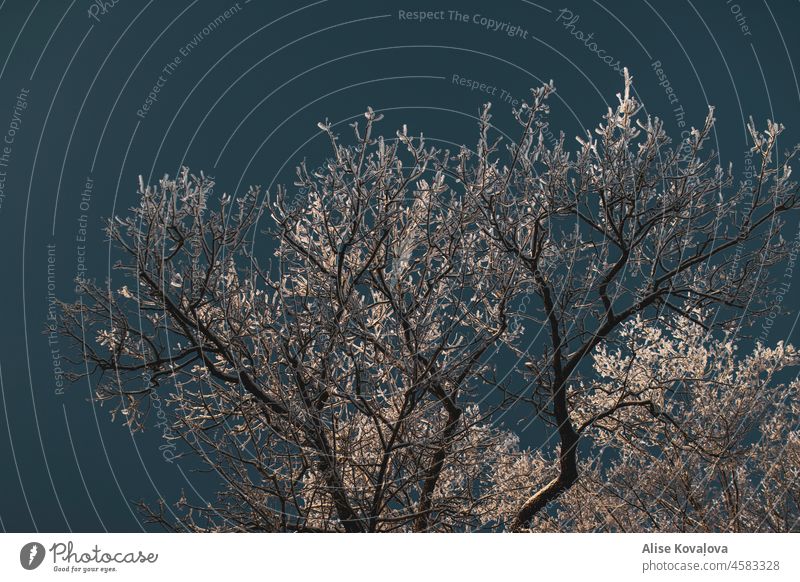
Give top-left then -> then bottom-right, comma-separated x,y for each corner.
510,437 -> 578,531
511,375 -> 580,532
412,406 -> 462,532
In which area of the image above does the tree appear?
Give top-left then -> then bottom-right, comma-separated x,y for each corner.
528,313 -> 800,532
56,70 -> 800,532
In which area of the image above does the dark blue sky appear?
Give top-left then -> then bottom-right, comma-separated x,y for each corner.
0,0 -> 798,532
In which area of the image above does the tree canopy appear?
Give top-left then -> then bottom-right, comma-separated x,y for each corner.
57,70 -> 800,532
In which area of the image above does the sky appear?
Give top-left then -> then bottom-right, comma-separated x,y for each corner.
0,0 -> 798,532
